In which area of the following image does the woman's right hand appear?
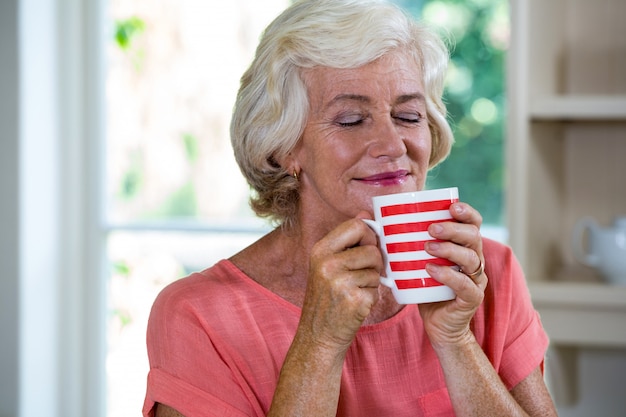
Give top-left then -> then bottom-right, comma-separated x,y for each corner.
268,214 -> 383,416
298,213 -> 384,353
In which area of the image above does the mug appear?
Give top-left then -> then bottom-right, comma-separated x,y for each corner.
363,187 -> 459,304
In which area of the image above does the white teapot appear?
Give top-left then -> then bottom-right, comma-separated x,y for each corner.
572,216 -> 626,285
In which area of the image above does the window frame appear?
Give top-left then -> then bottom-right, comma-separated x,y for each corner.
55,0 -> 108,415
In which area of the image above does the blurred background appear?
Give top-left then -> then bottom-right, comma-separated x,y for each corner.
2,0 -> 624,416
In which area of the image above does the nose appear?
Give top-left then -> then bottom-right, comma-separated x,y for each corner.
367,118 -> 407,160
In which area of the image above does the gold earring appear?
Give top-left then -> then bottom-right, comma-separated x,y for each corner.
293,170 -> 299,181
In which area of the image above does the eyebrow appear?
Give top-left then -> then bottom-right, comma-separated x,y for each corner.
396,93 -> 426,105
325,94 -> 370,109
324,92 -> 426,110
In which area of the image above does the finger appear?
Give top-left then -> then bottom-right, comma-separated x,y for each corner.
424,240 -> 481,266
321,264 -> 381,297
460,255 -> 486,285
355,210 -> 374,221
449,202 -> 483,228
336,245 -> 384,283
428,223 -> 483,255
425,262 -> 486,306
311,231 -> 383,288
309,248 -> 382,325
317,217 -> 379,254
425,240 -> 481,276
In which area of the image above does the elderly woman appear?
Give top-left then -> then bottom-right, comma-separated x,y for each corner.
143,0 -> 557,416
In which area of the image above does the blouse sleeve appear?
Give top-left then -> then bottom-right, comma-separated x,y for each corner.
142,275 -> 262,417
478,238 -> 550,390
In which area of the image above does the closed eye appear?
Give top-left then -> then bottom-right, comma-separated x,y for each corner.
394,113 -> 422,124
336,113 -> 365,127
338,120 -> 363,127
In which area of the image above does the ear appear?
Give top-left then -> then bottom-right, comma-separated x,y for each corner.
276,148 -> 301,176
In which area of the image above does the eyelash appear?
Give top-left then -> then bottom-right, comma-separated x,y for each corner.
338,119 -> 363,127
337,114 -> 422,127
396,115 -> 421,124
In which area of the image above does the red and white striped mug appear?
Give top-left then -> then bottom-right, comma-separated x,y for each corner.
363,187 -> 459,304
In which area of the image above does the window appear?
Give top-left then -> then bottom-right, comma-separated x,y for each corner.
104,2 -> 288,415
103,1 -> 508,415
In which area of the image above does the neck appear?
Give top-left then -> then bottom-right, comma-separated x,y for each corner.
230,221 -> 404,324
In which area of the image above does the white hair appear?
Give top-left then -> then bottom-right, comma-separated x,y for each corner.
231,0 -> 453,227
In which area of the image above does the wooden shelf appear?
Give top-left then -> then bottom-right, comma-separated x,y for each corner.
529,282 -> 626,348
530,96 -> 626,121
508,0 -> 626,408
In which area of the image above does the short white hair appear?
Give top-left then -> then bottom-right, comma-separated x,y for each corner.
231,0 -> 453,227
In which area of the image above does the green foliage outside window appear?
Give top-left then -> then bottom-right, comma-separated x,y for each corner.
114,16 -> 145,50
114,16 -> 146,71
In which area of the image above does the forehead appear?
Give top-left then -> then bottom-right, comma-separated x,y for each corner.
302,52 -> 425,109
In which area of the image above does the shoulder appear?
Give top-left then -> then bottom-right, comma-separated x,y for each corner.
145,260 -> 260,366
479,236 -> 530,315
148,260 -> 245,331
147,259 -> 299,340
482,237 -> 516,265
152,260 -> 231,309
481,237 -> 523,284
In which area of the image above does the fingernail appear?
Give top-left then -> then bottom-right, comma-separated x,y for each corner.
454,204 -> 464,214
427,241 -> 440,250
426,263 -> 440,276
431,224 -> 444,235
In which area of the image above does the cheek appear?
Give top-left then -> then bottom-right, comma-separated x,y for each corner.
299,132 -> 362,175
407,130 -> 433,165
328,141 -> 364,164
308,145 -> 359,186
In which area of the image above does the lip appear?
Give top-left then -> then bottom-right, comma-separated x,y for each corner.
358,170 -> 410,186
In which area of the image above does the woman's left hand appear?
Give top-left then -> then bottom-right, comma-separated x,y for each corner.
419,201 -> 487,348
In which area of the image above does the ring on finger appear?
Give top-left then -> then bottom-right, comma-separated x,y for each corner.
461,259 -> 484,279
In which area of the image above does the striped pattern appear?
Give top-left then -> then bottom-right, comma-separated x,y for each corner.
379,198 -> 458,289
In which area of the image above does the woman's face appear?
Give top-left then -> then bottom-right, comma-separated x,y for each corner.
291,51 -> 432,227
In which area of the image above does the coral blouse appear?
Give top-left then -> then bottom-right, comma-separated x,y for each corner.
143,238 -> 548,416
